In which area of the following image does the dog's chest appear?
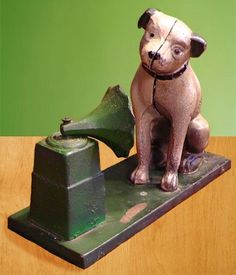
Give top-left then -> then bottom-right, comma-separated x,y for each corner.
153,79 -> 197,119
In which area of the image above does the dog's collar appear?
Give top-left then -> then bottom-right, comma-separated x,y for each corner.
142,62 -> 188,80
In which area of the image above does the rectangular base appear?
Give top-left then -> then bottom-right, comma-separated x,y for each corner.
8,153 -> 231,269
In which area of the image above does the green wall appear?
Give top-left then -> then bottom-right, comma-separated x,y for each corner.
1,0 -> 236,136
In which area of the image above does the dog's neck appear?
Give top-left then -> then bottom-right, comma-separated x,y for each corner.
142,62 -> 188,81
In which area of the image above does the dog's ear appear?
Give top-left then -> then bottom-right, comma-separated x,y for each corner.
191,33 -> 207,57
138,8 -> 157,29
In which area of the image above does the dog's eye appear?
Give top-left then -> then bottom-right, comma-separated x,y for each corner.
173,47 -> 183,55
150,33 -> 155,38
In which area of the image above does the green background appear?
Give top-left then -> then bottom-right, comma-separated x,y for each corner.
1,0 -> 236,136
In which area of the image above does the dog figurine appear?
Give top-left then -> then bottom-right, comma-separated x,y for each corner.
130,8 -> 210,191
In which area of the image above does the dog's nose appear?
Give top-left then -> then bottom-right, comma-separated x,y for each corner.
148,51 -> 155,59
148,51 -> 161,60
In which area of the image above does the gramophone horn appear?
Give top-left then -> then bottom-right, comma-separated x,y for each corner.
60,85 -> 135,158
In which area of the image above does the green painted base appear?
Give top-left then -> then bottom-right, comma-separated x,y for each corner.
8,153 -> 230,269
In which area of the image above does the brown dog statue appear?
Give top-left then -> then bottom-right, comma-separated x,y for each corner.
130,8 -> 210,191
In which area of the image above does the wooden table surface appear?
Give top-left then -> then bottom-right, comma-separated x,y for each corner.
0,137 -> 236,275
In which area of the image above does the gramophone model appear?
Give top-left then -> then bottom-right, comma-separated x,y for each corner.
8,9 -> 231,269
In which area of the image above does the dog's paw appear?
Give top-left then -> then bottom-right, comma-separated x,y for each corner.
130,165 -> 149,184
179,152 -> 204,174
161,172 -> 178,192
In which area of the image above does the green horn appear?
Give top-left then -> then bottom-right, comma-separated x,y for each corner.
61,85 -> 135,157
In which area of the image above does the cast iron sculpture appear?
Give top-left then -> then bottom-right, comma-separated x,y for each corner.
8,8 -> 230,269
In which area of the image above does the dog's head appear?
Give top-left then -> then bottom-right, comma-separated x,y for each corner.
138,9 -> 207,74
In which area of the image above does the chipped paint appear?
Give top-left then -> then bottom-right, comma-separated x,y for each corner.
120,203 -> 147,223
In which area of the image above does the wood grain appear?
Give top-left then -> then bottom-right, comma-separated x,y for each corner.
0,137 -> 235,275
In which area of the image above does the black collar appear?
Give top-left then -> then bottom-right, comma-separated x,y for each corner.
142,62 -> 188,80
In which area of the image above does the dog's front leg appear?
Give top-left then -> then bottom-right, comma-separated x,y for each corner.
131,106 -> 157,184
161,119 -> 190,191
